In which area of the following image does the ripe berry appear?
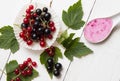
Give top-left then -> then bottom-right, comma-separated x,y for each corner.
21,70 -> 27,76
53,70 -> 60,76
48,50 -> 54,57
16,77 -> 21,81
31,33 -> 38,40
29,5 -> 34,10
36,8 -> 42,15
23,36 -> 27,41
47,58 -> 54,66
14,69 -> 19,75
44,13 -> 51,21
49,21 -> 54,27
26,13 -> 31,19
23,18 -> 29,24
23,61 -> 28,66
22,28 -> 27,33
40,36 -> 45,41
44,28 -> 51,35
19,32 -> 24,38
55,63 -> 62,70
40,41 -> 46,47
27,26 -> 32,32
32,62 -> 37,67
26,69 -> 32,76
50,26 -> 56,32
47,66 -> 53,72
47,34 -> 53,39
28,65 -> 33,70
27,40 -> 33,45
43,7 -> 48,12
35,16 -> 41,22
19,64 -> 25,70
34,21 -> 40,27
27,58 -> 32,63
21,23 -> 28,28
33,13 -> 37,17
26,8 -> 31,14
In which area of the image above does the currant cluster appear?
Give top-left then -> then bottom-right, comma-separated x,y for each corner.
47,58 -> 62,77
45,46 -> 62,77
19,4 -> 56,47
10,58 -> 37,81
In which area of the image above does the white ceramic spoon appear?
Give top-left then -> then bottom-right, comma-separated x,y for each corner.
84,12 -> 120,43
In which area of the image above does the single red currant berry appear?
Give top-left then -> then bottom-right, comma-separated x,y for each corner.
50,26 -> 56,32
26,13 -> 31,19
32,62 -> 37,67
27,58 -> 32,63
14,69 -> 19,75
21,70 -> 27,76
26,8 -> 31,14
16,77 -> 21,81
27,27 -> 32,32
19,32 -> 24,38
19,64 -> 25,70
33,13 -> 37,17
23,36 -> 27,41
22,28 -> 27,33
29,5 -> 34,10
40,41 -> 46,47
23,18 -> 29,24
40,37 -> 44,41
50,46 -> 55,51
48,50 -> 54,57
47,34 -> 53,39
28,65 -> 33,70
49,21 -> 54,27
27,40 -> 33,45
23,61 -> 28,66
45,48 -> 50,53
26,69 -> 32,76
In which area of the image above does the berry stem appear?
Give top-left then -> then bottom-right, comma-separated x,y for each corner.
12,72 -> 21,80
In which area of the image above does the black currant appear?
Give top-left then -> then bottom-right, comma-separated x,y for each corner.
34,21 -> 40,27
47,58 -> 54,66
47,66 -> 53,72
44,28 -> 51,35
31,33 -> 38,40
21,23 -> 28,28
44,13 -> 51,21
43,7 -> 48,12
53,70 -> 60,76
35,16 -> 41,22
37,27 -> 44,35
36,8 -> 42,15
55,63 -> 62,70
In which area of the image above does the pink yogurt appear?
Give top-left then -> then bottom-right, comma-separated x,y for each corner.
84,18 -> 113,43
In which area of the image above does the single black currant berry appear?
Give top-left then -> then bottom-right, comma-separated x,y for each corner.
36,8 -> 42,15
43,7 -> 48,12
35,16 -> 41,22
31,33 -> 38,40
31,28 -> 36,33
55,63 -> 62,70
21,23 -> 28,28
47,58 -> 54,66
44,28 -> 51,35
37,27 -> 44,35
34,21 -> 40,27
44,13 -> 51,21
53,70 -> 60,76
47,66 -> 53,72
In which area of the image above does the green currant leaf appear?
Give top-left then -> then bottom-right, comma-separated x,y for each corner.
62,0 -> 85,30
40,47 -> 63,79
6,60 -> 39,81
0,26 -> 19,53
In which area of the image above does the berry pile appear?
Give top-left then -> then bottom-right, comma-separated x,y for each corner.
10,58 -> 37,81
45,46 -> 62,77
19,4 -> 56,47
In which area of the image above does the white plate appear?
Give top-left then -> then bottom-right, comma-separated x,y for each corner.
13,2 -> 60,50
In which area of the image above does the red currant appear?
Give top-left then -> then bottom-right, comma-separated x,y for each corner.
27,27 -> 32,32
45,48 -> 50,53
49,21 -> 54,27
23,36 -> 27,41
32,62 -> 37,67
21,70 -> 27,76
31,20 -> 35,24
40,41 -> 46,47
16,77 -> 21,81
19,32 -> 24,38
23,18 -> 29,24
27,40 -> 33,45
28,65 -> 33,70
50,46 -> 55,51
22,28 -> 27,33
27,58 -> 32,63
19,64 -> 25,70
23,61 -> 28,66
14,69 -> 19,75
26,13 -> 31,19
40,37 -> 44,41
48,50 -> 54,57
47,34 -> 53,39
50,26 -> 56,32
33,13 -> 37,17
29,5 -> 34,10
26,8 -> 31,14
26,69 -> 32,76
